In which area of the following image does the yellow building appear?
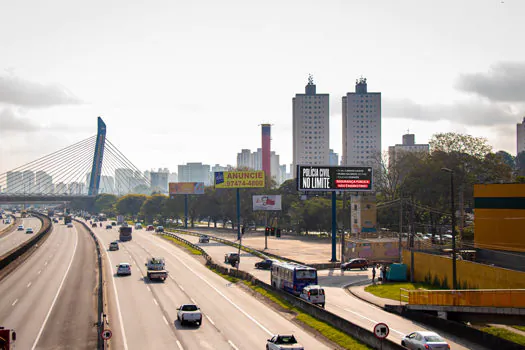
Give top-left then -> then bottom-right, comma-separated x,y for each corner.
474,184 -> 525,253
350,192 -> 377,234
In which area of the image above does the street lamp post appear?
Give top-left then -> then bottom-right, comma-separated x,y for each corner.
441,167 -> 457,289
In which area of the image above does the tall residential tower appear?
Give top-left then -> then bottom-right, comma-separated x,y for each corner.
518,117 -> 525,155
292,75 -> 329,177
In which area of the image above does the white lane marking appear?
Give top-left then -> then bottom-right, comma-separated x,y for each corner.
163,315 -> 169,325
147,286 -> 151,292
103,243 -> 129,350
206,315 -> 215,326
228,340 -> 239,350
27,282 -> 32,288
337,306 -> 405,336
44,261 -> 48,266
12,299 -> 18,306
178,284 -> 184,291
176,340 -> 184,350
37,270 -> 41,275
140,236 -> 273,336
153,298 -> 159,306
31,226 -> 79,350
190,297 -> 197,304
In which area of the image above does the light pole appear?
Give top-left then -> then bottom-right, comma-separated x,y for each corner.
441,167 -> 457,289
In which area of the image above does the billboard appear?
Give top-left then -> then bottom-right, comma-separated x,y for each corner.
253,195 -> 282,211
297,165 -> 373,192
169,182 -> 205,195
214,171 -> 265,188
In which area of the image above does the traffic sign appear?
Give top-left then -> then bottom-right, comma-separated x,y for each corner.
101,329 -> 112,340
373,323 -> 389,339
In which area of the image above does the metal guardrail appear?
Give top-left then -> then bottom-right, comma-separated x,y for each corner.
408,289 -> 525,308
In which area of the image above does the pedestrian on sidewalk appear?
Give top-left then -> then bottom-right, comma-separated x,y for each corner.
372,265 -> 376,283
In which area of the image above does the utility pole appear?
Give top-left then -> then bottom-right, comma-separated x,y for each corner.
410,197 -> 415,282
398,197 -> 403,262
459,183 -> 464,243
341,192 -> 347,263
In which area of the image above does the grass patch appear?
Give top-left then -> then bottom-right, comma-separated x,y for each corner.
241,281 -> 370,350
481,326 -> 525,346
205,264 -> 239,283
161,234 -> 202,255
364,282 -> 437,301
512,326 -> 525,332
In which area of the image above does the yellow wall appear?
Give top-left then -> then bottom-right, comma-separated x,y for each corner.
474,184 -> 525,253
403,249 -> 525,289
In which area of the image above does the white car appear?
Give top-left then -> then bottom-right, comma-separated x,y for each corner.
17,225 -> 24,231
25,227 -> 34,234
266,334 -> 304,350
67,222 -> 73,228
116,263 -> 132,276
177,304 -> 202,326
401,331 -> 450,350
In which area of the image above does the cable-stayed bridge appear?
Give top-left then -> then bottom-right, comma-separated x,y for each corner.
0,117 -> 150,203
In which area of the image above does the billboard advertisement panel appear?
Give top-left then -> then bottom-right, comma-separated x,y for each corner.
253,195 -> 282,211
297,165 -> 373,192
214,171 -> 265,188
169,182 -> 205,195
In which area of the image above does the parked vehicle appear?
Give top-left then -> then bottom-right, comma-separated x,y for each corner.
145,257 -> 168,281
146,225 -> 155,231
109,241 -> 119,251
155,226 -> 164,233
299,284 -> 325,308
119,226 -> 133,241
176,304 -> 202,326
271,262 -> 318,296
255,259 -> 276,270
116,263 -> 132,276
198,235 -> 210,243
340,258 -> 369,271
401,331 -> 450,350
224,252 -> 240,265
266,334 -> 304,350
25,227 -> 34,234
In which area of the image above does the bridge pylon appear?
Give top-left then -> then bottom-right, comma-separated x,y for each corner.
88,117 -> 107,196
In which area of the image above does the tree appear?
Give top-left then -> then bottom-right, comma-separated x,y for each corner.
140,194 -> 168,223
495,150 -> 515,169
116,194 -> 147,218
429,132 -> 492,159
94,194 -> 118,215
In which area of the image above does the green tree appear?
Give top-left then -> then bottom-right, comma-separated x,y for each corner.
94,194 -> 118,215
140,194 -> 168,223
116,194 -> 147,218
429,132 -> 492,159
495,150 -> 515,169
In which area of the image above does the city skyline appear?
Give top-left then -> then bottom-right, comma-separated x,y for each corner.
1,0 -> 524,174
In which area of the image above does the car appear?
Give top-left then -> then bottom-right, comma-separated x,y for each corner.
255,259 -> 276,270
146,225 -> 155,231
299,285 -> 325,308
198,235 -> 210,243
91,223 -> 98,228
25,227 -> 34,234
67,222 -> 73,228
17,225 -> 24,231
176,304 -> 202,326
116,263 -> 132,276
341,258 -> 369,271
52,218 -> 59,223
155,226 -> 164,233
135,223 -> 143,230
111,221 -> 117,226
401,331 -> 450,350
224,252 -> 240,265
106,224 -> 112,229
266,334 -> 304,350
109,241 -> 119,251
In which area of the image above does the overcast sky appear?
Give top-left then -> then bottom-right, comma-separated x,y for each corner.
1,0 -> 524,174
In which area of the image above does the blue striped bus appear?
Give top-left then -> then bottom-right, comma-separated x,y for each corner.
270,261 -> 318,295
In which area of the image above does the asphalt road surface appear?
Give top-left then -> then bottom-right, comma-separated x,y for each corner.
91,223 -> 333,350
169,230 -> 484,350
0,220 -> 98,349
0,216 -> 42,257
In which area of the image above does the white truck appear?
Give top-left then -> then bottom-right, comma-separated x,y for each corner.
176,304 -> 202,326
145,257 -> 168,281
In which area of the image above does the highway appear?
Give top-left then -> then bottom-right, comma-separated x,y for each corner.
169,230 -> 485,350
91,223 -> 333,350
0,216 -> 42,257
0,220 -> 98,349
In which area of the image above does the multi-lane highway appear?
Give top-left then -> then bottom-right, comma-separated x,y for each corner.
168,230 -> 485,350
0,216 -> 42,257
91,223 -> 333,350
0,220 -> 98,349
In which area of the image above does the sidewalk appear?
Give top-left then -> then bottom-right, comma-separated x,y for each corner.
347,281 -> 406,308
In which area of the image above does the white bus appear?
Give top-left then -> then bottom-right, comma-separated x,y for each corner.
271,261 -> 318,296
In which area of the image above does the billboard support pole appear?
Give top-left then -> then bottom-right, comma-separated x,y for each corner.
331,191 -> 337,262
184,194 -> 188,229
236,188 -> 241,240
264,211 -> 268,250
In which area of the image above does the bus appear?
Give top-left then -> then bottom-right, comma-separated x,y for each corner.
119,226 -> 132,241
271,261 -> 318,295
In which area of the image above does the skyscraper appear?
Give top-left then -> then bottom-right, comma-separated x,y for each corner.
388,133 -> 429,168
329,149 -> 339,166
115,168 -> 134,195
517,117 -> 525,155
36,171 -> 53,194
178,163 -> 212,186
237,149 -> 253,169
292,75 -> 330,177
342,77 -> 381,167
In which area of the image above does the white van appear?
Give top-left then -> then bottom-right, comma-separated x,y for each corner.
299,285 -> 325,308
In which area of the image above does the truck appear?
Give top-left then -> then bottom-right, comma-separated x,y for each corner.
0,327 -> 16,349
64,215 -> 72,224
176,304 -> 202,326
119,226 -> 133,241
145,257 -> 168,281
117,215 -> 124,225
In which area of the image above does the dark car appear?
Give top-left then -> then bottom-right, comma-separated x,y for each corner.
341,258 -> 369,271
255,259 -> 276,270
111,222 -> 117,226
199,235 -> 210,243
109,241 -> 119,251
106,224 -> 112,229
224,252 -> 240,265
91,223 -> 98,228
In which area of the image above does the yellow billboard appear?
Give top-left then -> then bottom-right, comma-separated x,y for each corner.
214,171 -> 265,188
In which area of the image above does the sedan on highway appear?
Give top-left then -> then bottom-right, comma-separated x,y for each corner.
17,225 -> 24,231
266,334 -> 304,350
25,227 -> 34,234
116,263 -> 132,276
109,241 -> 119,251
255,259 -> 276,270
67,222 -> 73,228
401,331 -> 450,350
